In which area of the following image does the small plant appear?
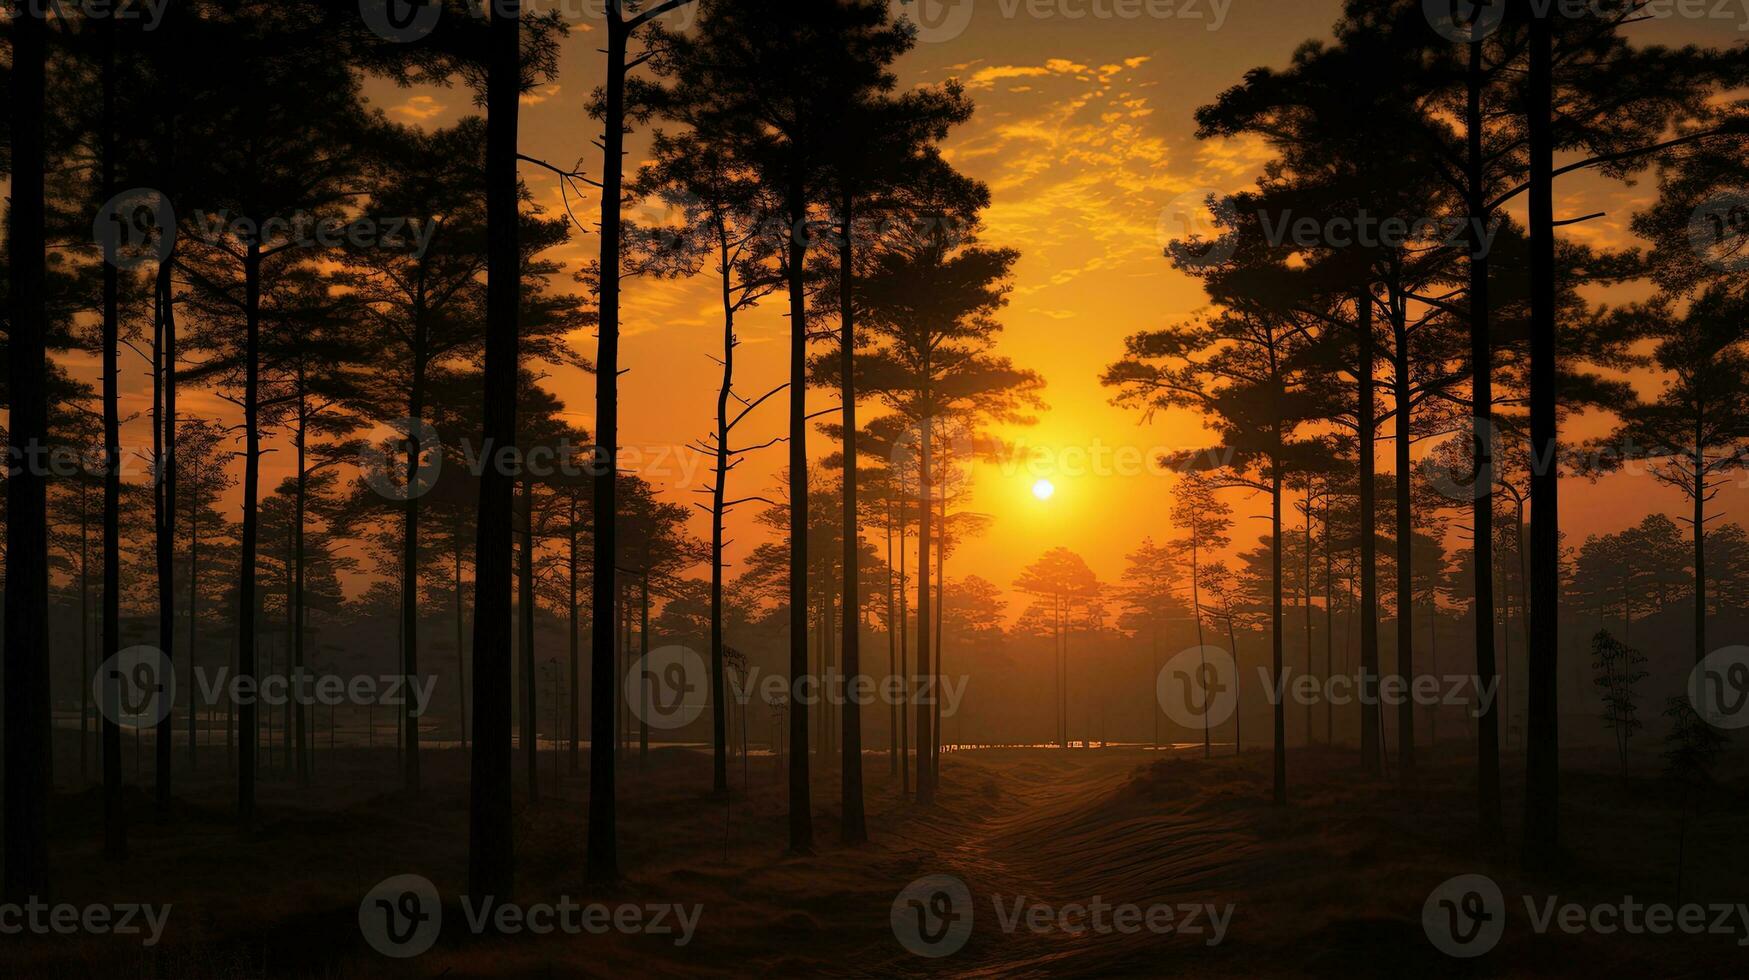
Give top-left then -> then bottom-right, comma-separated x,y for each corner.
1661,695 -> 1729,903
1591,630 -> 1646,774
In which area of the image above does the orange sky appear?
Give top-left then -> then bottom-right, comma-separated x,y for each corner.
71,2 -> 1749,612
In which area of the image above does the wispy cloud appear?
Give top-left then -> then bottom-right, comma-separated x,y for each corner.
389,95 -> 445,122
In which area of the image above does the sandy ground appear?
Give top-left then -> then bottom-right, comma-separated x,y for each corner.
9,735 -> 1748,977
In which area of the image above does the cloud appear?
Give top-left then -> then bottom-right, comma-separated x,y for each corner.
963,59 -> 1091,91
521,84 -> 563,107
390,95 -> 446,122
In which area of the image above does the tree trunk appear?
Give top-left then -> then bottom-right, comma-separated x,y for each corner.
1468,33 -> 1503,838
1394,329 -> 1415,777
403,350 -> 426,792
1358,291 -> 1382,774
886,503 -> 897,775
1303,483 -> 1313,750
5,0 -> 52,898
915,417 -> 935,804
188,506 -> 200,767
454,512 -> 467,751
155,248 -> 178,808
1523,7 -> 1561,866
898,493 -> 909,795
469,0 -> 520,901
638,570 -> 649,762
294,393 -> 309,787
709,224 -> 734,795
588,8 -> 627,881
1693,445 -> 1706,665
521,480 -> 538,801
1271,459 -> 1286,805
785,151 -> 815,845
568,497 -> 580,772
839,190 -> 866,840
100,15 -> 129,860
236,234 -> 262,827
933,484 -> 945,778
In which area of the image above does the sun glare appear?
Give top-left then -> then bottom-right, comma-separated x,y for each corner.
1032,478 -> 1056,501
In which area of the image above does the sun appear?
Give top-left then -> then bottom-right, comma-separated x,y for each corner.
1031,478 -> 1056,501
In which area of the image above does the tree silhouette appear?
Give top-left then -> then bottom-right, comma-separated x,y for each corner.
1106,296 -> 1334,803
582,0 -> 697,880
632,127 -> 784,797
1118,537 -> 1188,753
1585,287 -> 1749,666
1015,548 -> 1102,749
668,0 -> 913,846
4,0 -> 51,900
1167,473 -> 1233,756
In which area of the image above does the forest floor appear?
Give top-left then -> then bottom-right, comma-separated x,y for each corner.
11,733 -> 1749,977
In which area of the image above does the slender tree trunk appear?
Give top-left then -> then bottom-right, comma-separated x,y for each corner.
887,503 -> 897,775
785,154 -> 815,846
100,15 -> 128,859
1524,7 -> 1561,865
1323,496 -> 1334,747
403,347 -> 426,792
898,494 -> 910,796
1468,33 -> 1503,838
455,513 -> 468,751
1358,292 -> 1382,774
81,491 -> 91,779
188,506 -> 200,767
1226,611 -> 1241,754
293,395 -> 309,787
520,481 -> 539,800
1303,484 -> 1313,750
1191,529 -> 1209,757
915,418 -> 935,804
1693,447 -> 1706,665
237,237 -> 262,826
933,484 -> 945,779
469,0 -> 520,901
709,225 -> 734,795
4,0 -> 52,898
568,498 -> 580,773
1394,330 -> 1416,778
839,191 -> 867,841
155,247 -> 178,808
588,7 -> 628,880
1272,457 -> 1287,804
638,569 -> 650,761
